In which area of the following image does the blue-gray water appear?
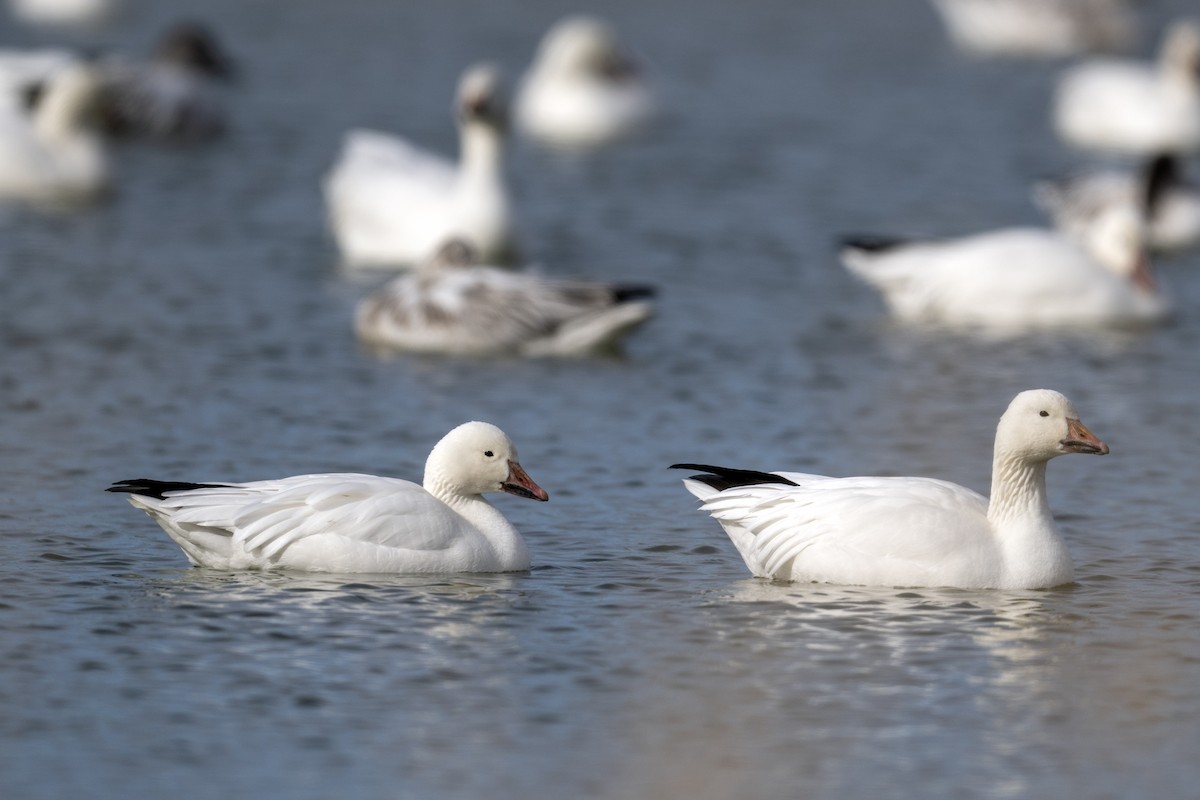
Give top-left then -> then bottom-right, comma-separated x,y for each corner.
2,1 -> 1199,798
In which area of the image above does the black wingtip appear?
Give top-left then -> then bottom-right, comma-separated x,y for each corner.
107,479 -> 231,500
612,284 -> 658,303
837,234 -> 910,254
1143,153 -> 1180,217
669,463 -> 798,491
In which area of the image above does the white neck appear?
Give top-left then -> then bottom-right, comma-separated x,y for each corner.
423,472 -> 530,570
986,451 -> 1074,587
36,85 -> 92,143
987,452 -> 1049,525
458,122 -> 505,184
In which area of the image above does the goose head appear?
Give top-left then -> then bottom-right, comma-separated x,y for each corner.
424,421 -> 549,501
538,16 -> 639,82
423,238 -> 478,271
994,390 -> 1109,463
456,63 -> 508,132
1082,206 -> 1156,292
154,21 -> 236,80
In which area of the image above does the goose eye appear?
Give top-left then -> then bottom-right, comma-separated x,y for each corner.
484,450 -> 494,458
1039,411 -> 1049,417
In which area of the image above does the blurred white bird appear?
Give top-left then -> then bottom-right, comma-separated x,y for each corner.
1035,154 -> 1200,253
325,64 -> 518,269
356,239 -> 656,357
929,0 -> 1135,58
8,0 -> 117,28
1054,19 -> 1200,155
108,421 -> 549,574
839,207 -> 1168,329
673,389 -> 1108,589
0,62 -> 108,204
515,15 -> 656,148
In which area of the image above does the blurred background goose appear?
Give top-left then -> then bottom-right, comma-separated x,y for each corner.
1054,19 -> 1200,155
839,207 -> 1169,329
929,0 -> 1136,59
515,15 -> 656,148
1035,153 -> 1200,253
673,389 -> 1109,589
0,61 -> 108,204
355,239 -> 656,357
97,21 -> 235,142
7,0 -> 117,28
325,63 -> 518,269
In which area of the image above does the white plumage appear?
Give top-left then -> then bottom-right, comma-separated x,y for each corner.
1034,154 -> 1200,253
109,421 -> 549,574
675,389 -> 1109,590
355,240 -> 656,357
0,62 -> 108,204
929,0 -> 1135,59
515,15 -> 656,148
1054,19 -> 1200,155
325,63 -> 518,268
7,0 -> 117,27
840,208 -> 1168,330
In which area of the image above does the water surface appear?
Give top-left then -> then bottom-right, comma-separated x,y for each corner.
2,1 -> 1199,798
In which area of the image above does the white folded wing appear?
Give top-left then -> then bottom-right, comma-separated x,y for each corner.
133,473 -> 507,573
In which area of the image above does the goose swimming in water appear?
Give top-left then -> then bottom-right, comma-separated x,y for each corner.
325,63 -> 518,268
673,390 -> 1109,590
515,15 -> 656,148
108,421 -> 548,574
0,62 -> 108,204
839,206 -> 1169,330
355,240 -> 656,357
1054,19 -> 1200,155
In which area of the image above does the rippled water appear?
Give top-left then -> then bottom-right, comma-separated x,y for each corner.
3,0 -> 1200,798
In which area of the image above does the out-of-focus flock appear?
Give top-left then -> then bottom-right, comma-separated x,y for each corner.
2,0 -> 1197,349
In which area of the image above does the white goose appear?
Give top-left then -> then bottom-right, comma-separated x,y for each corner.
325,63 -> 518,269
0,62 -> 108,204
1034,154 -> 1200,253
356,239 -> 656,357
840,207 -> 1169,329
515,15 -> 656,148
1054,19 -> 1200,155
930,0 -> 1135,59
108,422 -> 548,573
7,0 -> 117,27
674,389 -> 1109,590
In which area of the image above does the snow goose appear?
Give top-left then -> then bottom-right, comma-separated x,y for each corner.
515,15 -> 656,148
929,0 -> 1135,59
97,22 -> 234,142
107,421 -> 548,573
325,63 -> 518,269
0,62 -> 108,204
1034,154 -> 1200,253
1054,19 -> 1200,155
673,389 -> 1109,589
8,0 -> 117,27
839,207 -> 1169,329
355,239 -> 656,357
